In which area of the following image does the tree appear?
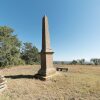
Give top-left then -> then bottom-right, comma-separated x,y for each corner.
21,42 -> 40,65
0,26 -> 24,67
78,59 -> 85,65
70,60 -> 78,65
90,58 -> 100,65
61,61 -> 64,65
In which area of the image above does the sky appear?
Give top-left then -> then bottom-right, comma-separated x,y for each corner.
0,0 -> 100,61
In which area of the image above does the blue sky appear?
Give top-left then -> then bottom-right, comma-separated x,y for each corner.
0,0 -> 100,61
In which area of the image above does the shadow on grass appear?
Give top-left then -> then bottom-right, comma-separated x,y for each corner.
5,74 -> 46,81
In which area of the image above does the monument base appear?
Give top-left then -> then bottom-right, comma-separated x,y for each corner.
38,67 -> 56,76
34,68 -> 56,80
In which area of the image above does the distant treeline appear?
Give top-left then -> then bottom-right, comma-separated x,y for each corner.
0,26 -> 40,67
54,59 -> 100,65
1,26 -> 100,68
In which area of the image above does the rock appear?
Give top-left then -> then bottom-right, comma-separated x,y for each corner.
0,75 -> 7,93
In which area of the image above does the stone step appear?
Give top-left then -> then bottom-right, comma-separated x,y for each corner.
0,81 -> 7,86
0,84 -> 6,89
0,77 -> 6,80
0,84 -> 7,93
0,75 -> 5,79
0,75 -> 4,78
0,75 -> 7,93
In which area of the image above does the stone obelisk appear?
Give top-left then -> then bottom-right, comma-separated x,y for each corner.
38,15 -> 55,77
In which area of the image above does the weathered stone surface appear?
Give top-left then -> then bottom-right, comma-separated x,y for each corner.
37,15 -> 56,77
0,75 -> 7,93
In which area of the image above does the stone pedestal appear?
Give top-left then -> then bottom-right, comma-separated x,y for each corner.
38,52 -> 56,77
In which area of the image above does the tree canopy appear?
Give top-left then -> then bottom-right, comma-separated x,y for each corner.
21,42 -> 40,65
0,26 -> 40,67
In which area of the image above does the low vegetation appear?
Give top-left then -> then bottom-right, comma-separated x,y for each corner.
0,65 -> 100,100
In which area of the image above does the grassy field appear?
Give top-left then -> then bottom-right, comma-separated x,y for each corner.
0,65 -> 100,100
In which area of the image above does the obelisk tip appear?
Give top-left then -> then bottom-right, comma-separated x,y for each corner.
44,14 -> 47,18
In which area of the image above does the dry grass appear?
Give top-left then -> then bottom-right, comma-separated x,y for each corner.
0,65 -> 100,100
